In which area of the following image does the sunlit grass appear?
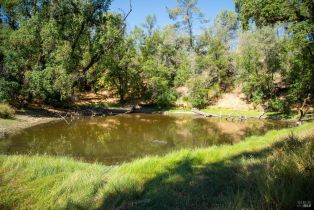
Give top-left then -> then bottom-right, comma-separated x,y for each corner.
0,155 -> 113,209
0,103 -> 15,119
0,122 -> 313,209
0,118 -> 17,124
202,107 -> 263,117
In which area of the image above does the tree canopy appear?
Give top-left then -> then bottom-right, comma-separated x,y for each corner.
0,0 -> 312,112
167,0 -> 206,49
235,0 -> 314,108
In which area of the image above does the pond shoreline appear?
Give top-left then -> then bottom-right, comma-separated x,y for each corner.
0,115 -> 59,139
0,106 -> 141,139
0,105 -> 304,139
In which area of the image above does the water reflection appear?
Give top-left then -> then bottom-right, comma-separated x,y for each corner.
0,114 -> 292,164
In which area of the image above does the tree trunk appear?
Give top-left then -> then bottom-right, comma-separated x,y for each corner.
298,94 -> 311,121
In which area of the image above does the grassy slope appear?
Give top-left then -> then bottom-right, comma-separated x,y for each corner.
0,122 -> 313,210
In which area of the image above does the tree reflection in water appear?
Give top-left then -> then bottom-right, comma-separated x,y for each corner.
0,114 -> 291,165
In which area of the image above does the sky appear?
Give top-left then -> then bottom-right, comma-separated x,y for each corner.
110,0 -> 235,33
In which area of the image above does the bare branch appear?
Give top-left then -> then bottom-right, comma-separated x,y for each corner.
82,0 -> 133,73
123,0 -> 133,22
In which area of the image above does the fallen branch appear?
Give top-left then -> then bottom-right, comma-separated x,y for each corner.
57,113 -> 70,125
82,0 -> 133,74
191,108 -> 217,117
124,106 -> 136,114
192,108 -> 268,120
259,111 -> 266,119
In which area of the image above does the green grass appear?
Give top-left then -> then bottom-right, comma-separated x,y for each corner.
0,118 -> 17,124
202,107 -> 263,117
0,122 -> 313,209
0,156 -> 112,209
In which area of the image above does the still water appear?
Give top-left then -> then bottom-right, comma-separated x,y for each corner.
0,114 -> 292,165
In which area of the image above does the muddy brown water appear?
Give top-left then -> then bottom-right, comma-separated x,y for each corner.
0,114 -> 293,165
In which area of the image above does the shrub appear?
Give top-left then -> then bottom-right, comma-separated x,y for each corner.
0,78 -> 20,103
189,89 -> 208,108
26,67 -> 74,106
188,77 -> 210,108
269,98 -> 290,113
156,89 -> 177,107
0,103 -> 15,118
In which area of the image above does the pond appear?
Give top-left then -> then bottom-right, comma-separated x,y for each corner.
0,114 -> 293,165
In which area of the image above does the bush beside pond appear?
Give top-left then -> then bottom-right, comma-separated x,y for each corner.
0,103 -> 15,118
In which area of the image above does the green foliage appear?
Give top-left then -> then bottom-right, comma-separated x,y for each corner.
142,15 -> 157,36
196,10 -> 238,92
174,51 -> 191,86
236,27 -> 283,107
235,0 -> 314,107
187,76 -> 209,108
269,98 -> 289,113
235,0 -> 313,30
0,78 -> 20,104
26,67 -> 74,105
97,35 -> 136,102
0,0 -> 312,112
0,103 -> 15,118
283,36 -> 314,104
142,61 -> 177,106
269,99 -> 283,112
0,0 -> 115,105
156,89 -> 177,107
131,22 -> 179,106
177,11 -> 239,109
167,0 -> 206,49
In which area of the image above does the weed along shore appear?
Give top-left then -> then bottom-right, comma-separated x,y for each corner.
0,122 -> 313,209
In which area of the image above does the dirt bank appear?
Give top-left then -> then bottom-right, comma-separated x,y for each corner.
0,113 -> 59,139
0,105 -> 146,139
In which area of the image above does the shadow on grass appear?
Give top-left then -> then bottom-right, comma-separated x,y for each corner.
266,111 -> 297,120
102,136 -> 314,210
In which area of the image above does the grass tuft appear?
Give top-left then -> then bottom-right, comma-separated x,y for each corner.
0,103 -> 15,119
